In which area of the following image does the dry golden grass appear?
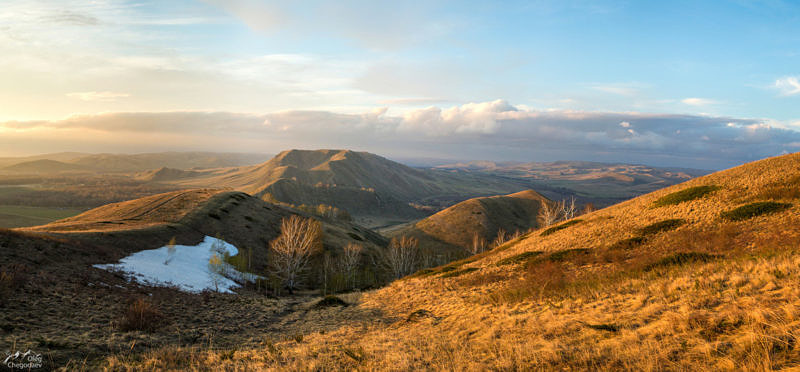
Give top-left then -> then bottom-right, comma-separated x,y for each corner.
98,153 -> 800,370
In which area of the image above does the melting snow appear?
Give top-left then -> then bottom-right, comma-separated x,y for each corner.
94,236 -> 256,294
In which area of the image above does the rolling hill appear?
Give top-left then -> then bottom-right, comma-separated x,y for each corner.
3,153 -> 799,369
0,159 -> 91,174
0,151 -> 270,174
98,151 -> 799,370
392,189 -> 550,253
22,189 -> 387,280
436,160 -> 711,206
174,149 -> 530,227
68,151 -> 270,172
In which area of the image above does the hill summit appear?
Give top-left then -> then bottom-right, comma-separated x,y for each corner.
190,149 -> 527,226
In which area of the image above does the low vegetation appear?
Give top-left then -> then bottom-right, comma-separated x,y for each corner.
120,298 -> 163,332
721,201 -> 792,221
652,185 -> 720,207
313,295 -> 348,308
495,251 -> 543,266
539,219 -> 583,236
643,252 -> 720,271
638,218 -> 685,235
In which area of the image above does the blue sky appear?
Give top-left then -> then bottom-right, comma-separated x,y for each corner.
0,0 -> 799,168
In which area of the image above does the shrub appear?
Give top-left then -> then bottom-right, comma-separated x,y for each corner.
496,251 -> 543,266
120,298 -> 163,332
585,323 -> 620,332
439,267 -> 478,278
313,295 -> 348,309
540,219 -> 583,237
721,202 -> 792,221
547,248 -> 590,262
639,219 -> 685,236
653,185 -> 720,207
608,236 -> 647,250
643,252 -> 719,271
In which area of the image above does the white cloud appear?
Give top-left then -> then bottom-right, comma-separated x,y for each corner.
681,98 -> 718,106
66,91 -> 130,102
775,76 -> 800,96
3,100 -> 800,169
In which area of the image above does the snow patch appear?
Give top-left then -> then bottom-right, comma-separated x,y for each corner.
93,236 -> 257,294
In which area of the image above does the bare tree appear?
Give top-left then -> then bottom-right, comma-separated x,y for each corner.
561,196 -> 577,220
492,228 -> 509,248
582,202 -> 596,215
379,236 -> 419,279
208,253 -> 225,292
469,231 -> 487,255
163,237 -> 177,265
339,243 -> 362,289
268,215 -> 322,293
539,200 -> 563,227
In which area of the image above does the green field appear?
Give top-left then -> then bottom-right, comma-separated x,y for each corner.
0,205 -> 84,228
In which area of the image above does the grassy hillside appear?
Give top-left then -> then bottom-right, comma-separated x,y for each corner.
176,149 -> 530,227
436,160 -> 710,206
68,152 -> 270,172
100,152 -> 800,370
395,189 -> 550,256
0,159 -> 91,174
23,189 -> 388,282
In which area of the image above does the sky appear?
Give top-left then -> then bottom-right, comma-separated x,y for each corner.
1,0 -> 799,169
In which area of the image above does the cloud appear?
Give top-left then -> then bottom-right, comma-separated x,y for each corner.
681,97 -> 718,106
3,101 -> 800,169
66,91 -> 131,102
43,10 -> 100,26
775,76 -> 800,96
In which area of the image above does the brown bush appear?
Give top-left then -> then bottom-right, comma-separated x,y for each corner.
120,297 -> 164,332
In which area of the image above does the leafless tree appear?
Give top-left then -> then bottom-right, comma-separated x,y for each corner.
163,236 -> 177,265
208,253 -> 225,292
561,196 -> 577,220
491,228 -> 508,248
379,236 -> 419,279
339,243 -> 362,289
539,200 -> 562,227
268,215 -> 322,292
469,231 -> 487,255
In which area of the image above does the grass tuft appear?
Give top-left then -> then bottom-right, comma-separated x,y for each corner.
540,219 -> 583,236
584,323 -> 620,332
313,295 -> 348,308
644,252 -> 719,271
547,248 -> 590,262
439,267 -> 478,278
608,236 -> 647,250
120,297 -> 164,332
496,251 -> 544,266
653,185 -> 720,207
721,201 -> 792,221
639,219 -> 685,236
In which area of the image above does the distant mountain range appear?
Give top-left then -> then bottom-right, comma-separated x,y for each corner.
0,151 -> 270,174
